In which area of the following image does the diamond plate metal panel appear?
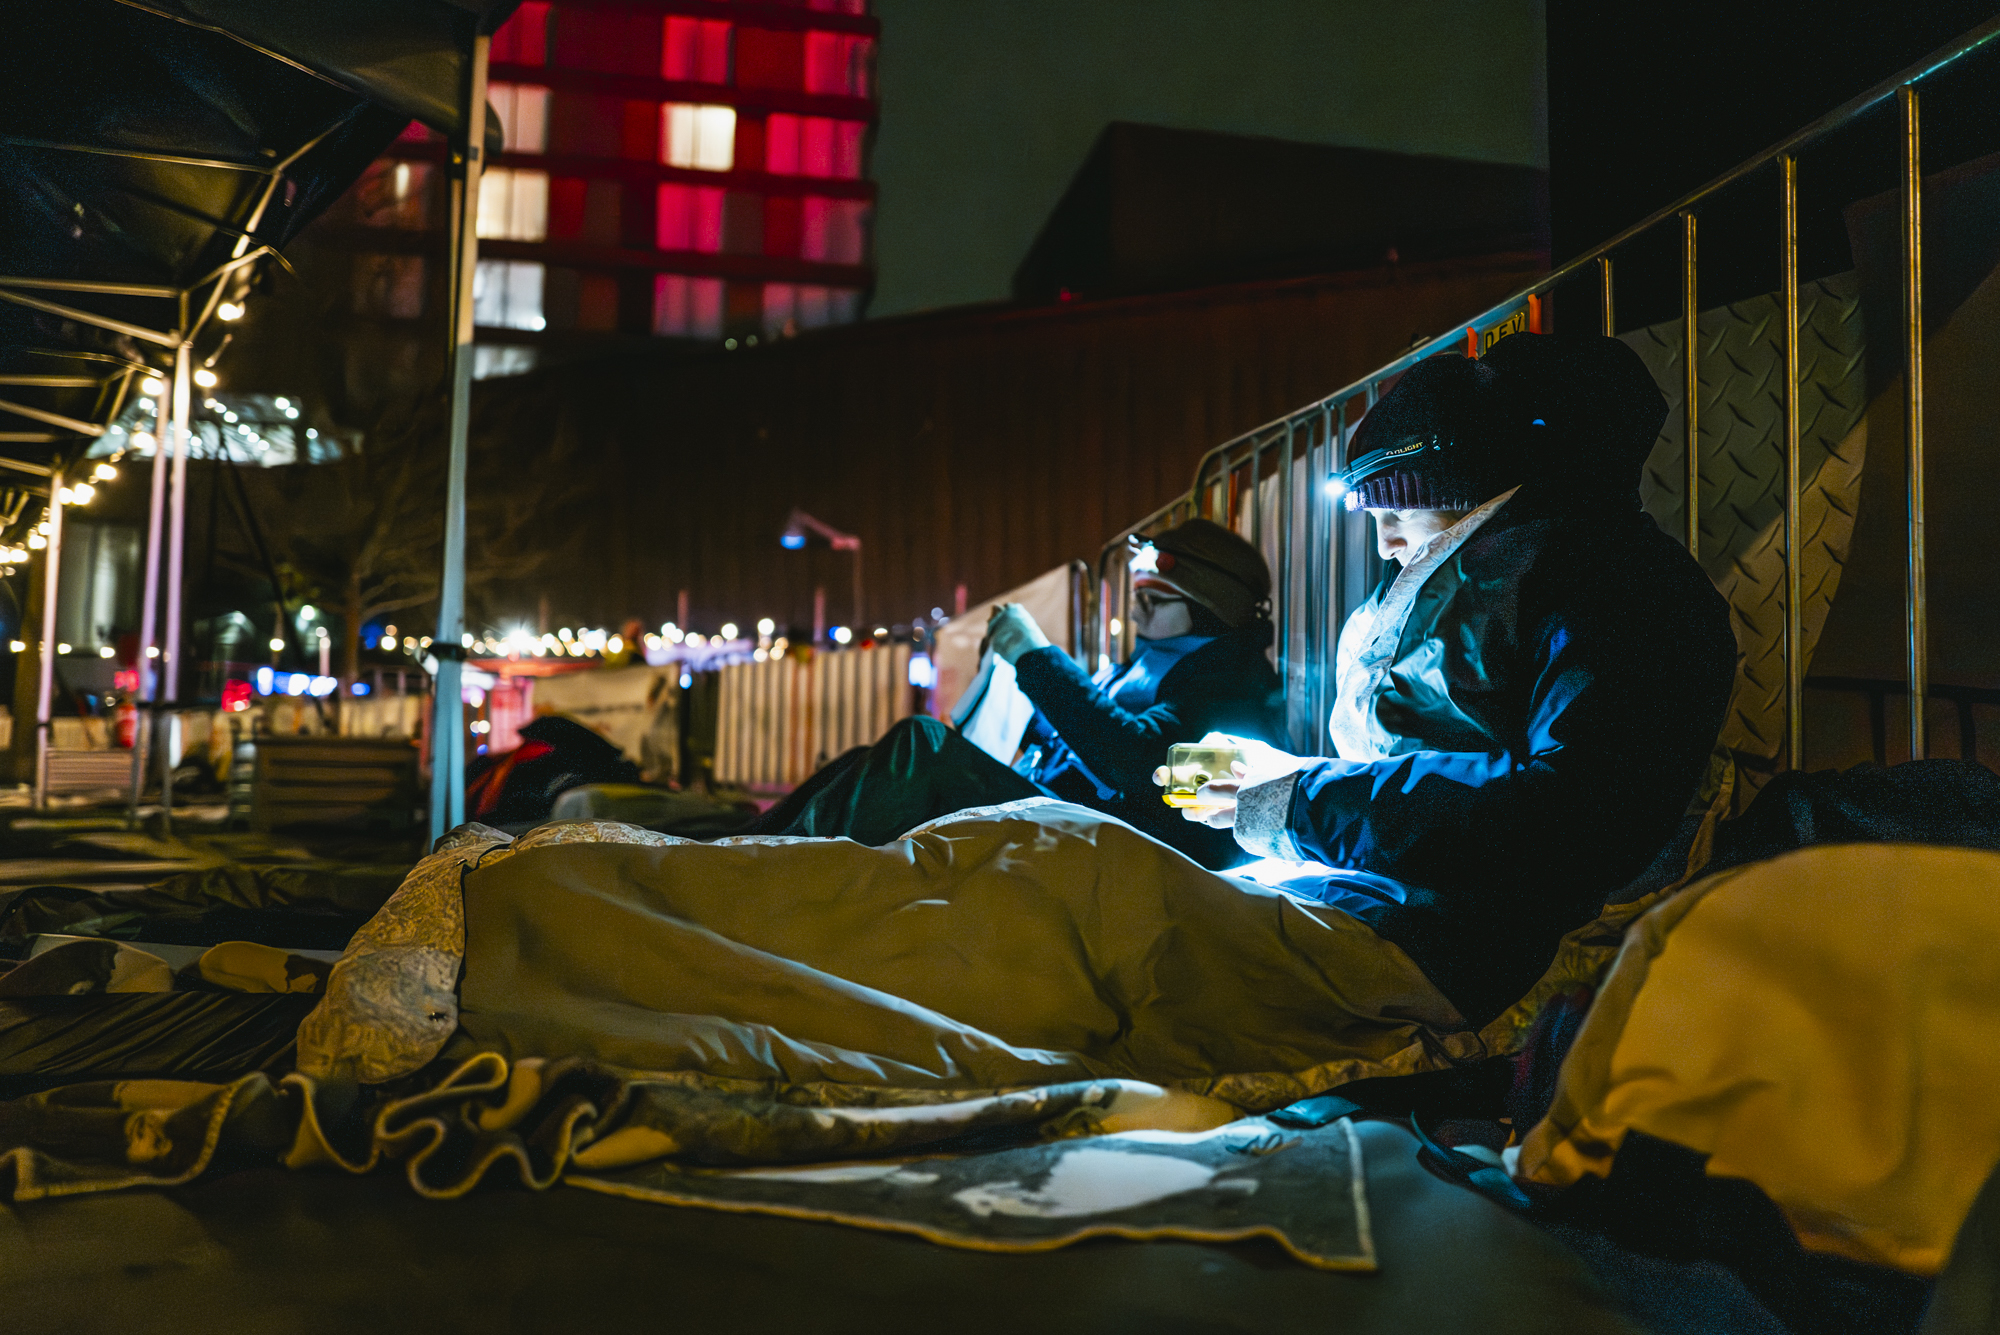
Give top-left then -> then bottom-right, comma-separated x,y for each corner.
1623,272 -> 1867,811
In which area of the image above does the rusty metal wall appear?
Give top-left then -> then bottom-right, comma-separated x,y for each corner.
470,251 -> 1545,634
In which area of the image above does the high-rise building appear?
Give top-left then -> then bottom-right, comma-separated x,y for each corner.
335,0 -> 878,379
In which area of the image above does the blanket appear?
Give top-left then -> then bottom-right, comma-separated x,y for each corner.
297,800 -> 1614,1108
0,1049 -> 1373,1271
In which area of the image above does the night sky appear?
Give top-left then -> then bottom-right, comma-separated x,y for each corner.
867,0 -> 1548,316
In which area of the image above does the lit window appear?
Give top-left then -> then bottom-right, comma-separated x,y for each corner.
662,103 -> 736,171
353,255 -> 426,319
654,274 -> 724,339
656,184 -> 725,252
489,84 -> 549,153
804,32 -> 873,97
765,115 -> 865,179
663,18 -> 732,83
491,1 -> 550,65
474,260 -> 546,330
477,168 -> 549,241
801,197 -> 869,264
762,283 -> 860,336
352,160 -> 432,228
473,346 -> 540,380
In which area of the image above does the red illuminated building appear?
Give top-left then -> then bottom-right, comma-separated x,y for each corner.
343,0 -> 877,376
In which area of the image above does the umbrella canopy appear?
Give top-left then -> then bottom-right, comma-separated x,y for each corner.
0,0 -> 511,497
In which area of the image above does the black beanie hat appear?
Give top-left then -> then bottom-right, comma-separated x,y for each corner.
1342,354 -> 1523,511
1139,518 -> 1271,628
1477,332 -> 1667,495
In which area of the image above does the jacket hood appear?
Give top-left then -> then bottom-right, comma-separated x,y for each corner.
1479,333 -> 1668,498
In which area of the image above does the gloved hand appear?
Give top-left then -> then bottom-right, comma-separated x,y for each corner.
1152,732 -> 1311,828
987,603 -> 1052,665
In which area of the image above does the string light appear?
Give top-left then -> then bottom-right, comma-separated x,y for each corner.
216,301 -> 245,321
193,368 -> 219,389
140,376 -> 165,396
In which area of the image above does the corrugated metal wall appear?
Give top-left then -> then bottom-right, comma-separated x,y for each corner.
713,642 -> 914,787
470,251 -> 1544,633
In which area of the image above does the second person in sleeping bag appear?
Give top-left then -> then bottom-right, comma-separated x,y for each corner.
745,518 -> 1286,869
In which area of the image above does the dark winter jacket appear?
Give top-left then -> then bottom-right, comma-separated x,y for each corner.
1235,483 -> 1736,1025
1012,625 -> 1287,868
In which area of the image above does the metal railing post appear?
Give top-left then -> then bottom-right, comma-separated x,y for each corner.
32,471 -> 62,810
1682,212 -> 1700,559
1901,84 -> 1928,760
1276,422 -> 1294,701
1781,155 -> 1804,770
1599,255 -> 1615,334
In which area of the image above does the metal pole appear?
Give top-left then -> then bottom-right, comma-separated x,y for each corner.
33,475 -> 62,810
429,31 -> 489,844
1248,436 -> 1263,542
160,341 -> 191,826
127,367 -> 171,824
851,545 -> 863,635
1682,212 -> 1700,559
1276,421 -> 1294,704
1598,255 -> 1615,335
1781,155 -> 1804,770
1901,85 -> 1928,761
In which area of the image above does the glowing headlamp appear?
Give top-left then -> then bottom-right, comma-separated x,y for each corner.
1327,434 -> 1445,510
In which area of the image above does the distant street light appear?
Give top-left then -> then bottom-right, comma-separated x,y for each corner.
780,508 -> 862,642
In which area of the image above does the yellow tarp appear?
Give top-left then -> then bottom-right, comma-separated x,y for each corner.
1519,843 -> 2000,1275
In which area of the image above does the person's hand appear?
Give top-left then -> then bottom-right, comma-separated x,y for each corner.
1193,732 -> 1309,787
987,603 -> 1051,665
1180,762 -> 1246,828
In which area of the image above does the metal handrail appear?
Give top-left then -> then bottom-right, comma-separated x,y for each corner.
1094,13 -> 2000,763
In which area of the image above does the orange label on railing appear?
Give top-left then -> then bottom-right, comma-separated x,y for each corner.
1473,294 -> 1541,356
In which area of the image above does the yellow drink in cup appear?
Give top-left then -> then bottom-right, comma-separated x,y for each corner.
1161,742 -> 1244,808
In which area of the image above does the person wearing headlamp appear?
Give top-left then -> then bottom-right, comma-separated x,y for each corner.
747,518 -> 1286,868
1178,336 -> 1736,1026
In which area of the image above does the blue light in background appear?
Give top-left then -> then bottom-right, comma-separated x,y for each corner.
254,666 -> 274,695
284,673 -> 308,696
351,681 -> 372,696
780,533 -> 806,549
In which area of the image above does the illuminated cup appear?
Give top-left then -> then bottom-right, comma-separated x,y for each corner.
1161,741 -> 1244,808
